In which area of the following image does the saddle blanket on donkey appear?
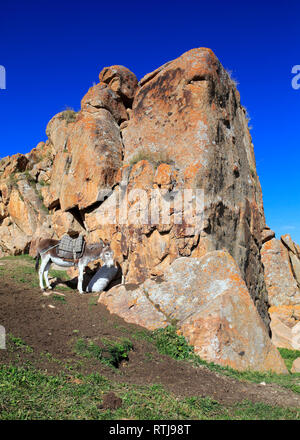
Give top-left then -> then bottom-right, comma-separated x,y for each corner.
57,234 -> 85,260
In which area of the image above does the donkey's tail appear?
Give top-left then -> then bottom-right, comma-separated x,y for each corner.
34,252 -> 40,272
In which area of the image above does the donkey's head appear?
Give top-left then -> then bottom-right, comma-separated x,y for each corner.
100,241 -> 114,268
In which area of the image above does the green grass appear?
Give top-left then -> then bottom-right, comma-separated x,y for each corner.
52,294 -> 67,303
0,255 -> 72,291
0,365 -> 299,420
152,326 -> 194,360
7,334 -> 33,354
0,258 -> 39,287
0,254 -> 34,261
278,348 -> 300,371
133,326 -> 300,394
192,356 -> 300,394
88,297 -> 98,307
74,337 -> 133,369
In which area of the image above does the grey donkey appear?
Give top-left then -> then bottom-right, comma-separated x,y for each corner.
35,238 -> 114,293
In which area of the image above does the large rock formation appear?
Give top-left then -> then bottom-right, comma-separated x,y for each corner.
1,47 -> 298,371
79,48 -> 269,326
99,250 -> 287,373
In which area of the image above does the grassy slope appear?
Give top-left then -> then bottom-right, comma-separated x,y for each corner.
1,364 -> 299,420
0,255 -> 300,420
0,254 -> 72,291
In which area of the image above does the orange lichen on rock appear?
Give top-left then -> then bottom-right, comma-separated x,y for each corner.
100,250 -> 288,373
261,238 -> 300,306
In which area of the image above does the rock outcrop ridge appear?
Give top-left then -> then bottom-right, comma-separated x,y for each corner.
0,48 -> 298,371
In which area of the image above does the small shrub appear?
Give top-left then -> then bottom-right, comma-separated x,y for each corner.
75,338 -> 102,359
225,69 -> 239,88
152,326 -> 194,360
102,338 -> 133,368
8,173 -> 18,188
74,337 -> 133,368
129,148 -> 173,169
60,108 -> 77,124
38,180 -> 50,187
24,170 -> 36,185
53,295 -> 66,303
243,106 -> 251,123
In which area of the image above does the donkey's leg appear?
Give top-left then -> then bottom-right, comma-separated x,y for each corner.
77,263 -> 84,294
43,260 -> 52,290
39,255 -> 50,291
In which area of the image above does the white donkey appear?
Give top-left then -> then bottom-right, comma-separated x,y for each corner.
35,238 -> 114,293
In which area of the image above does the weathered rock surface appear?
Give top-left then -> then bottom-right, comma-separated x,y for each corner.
88,48 -> 269,326
291,357 -> 300,373
99,250 -> 287,373
46,109 -> 123,212
261,236 -> 300,306
99,65 -> 139,105
261,226 -> 275,244
290,252 -> 300,285
0,149 -> 55,255
51,210 -> 85,238
269,315 -> 300,350
0,153 -> 29,179
81,82 -> 128,124
261,234 -> 300,348
269,305 -> 300,328
99,283 -> 169,330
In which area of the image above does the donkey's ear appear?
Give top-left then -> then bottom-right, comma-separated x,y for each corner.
99,238 -> 104,246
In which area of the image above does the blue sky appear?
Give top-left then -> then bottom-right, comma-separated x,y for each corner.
0,0 -> 299,243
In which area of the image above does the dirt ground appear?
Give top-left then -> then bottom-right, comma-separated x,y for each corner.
1,259 -> 300,409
